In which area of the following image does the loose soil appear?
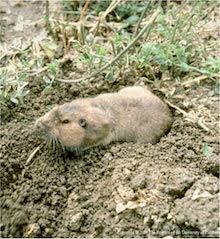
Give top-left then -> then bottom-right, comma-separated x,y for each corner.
0,1 -> 219,238
1,75 -> 219,238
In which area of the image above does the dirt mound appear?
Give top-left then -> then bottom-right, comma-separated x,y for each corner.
0,2 -> 219,237
0,77 -> 219,237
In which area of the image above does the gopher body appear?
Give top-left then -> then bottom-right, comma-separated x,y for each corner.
35,86 -> 172,151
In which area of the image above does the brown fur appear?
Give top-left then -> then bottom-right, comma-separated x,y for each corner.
35,86 -> 172,150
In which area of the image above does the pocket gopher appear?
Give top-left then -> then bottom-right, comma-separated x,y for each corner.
35,86 -> 172,151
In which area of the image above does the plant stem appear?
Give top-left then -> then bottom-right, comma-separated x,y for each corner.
134,1 -> 150,36
58,9 -> 160,83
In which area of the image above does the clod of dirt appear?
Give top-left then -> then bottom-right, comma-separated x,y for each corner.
171,176 -> 219,237
202,154 -> 219,177
23,223 -> 41,238
0,198 -> 29,237
157,167 -> 198,198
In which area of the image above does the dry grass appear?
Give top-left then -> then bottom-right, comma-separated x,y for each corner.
0,1 -> 219,108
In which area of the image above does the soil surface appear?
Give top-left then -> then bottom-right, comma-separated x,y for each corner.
0,1 -> 219,238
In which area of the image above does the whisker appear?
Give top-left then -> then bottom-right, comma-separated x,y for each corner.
60,141 -> 66,152
55,137 -> 59,150
45,137 -> 50,148
39,131 -> 71,153
55,137 -> 59,149
52,137 -> 56,151
46,133 -> 53,150
47,136 -> 52,147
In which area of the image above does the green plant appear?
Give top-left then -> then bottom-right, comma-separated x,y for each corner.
203,57 -> 220,76
42,60 -> 60,92
0,70 -> 29,105
0,1 -> 218,107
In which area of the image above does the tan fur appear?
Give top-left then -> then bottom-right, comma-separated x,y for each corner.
35,86 -> 172,150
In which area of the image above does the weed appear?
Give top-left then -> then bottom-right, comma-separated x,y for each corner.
203,57 -> 220,76
0,70 -> 29,105
0,1 -> 218,108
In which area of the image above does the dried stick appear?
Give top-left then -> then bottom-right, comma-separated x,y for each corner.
26,146 -> 41,165
80,0 -> 90,21
22,145 -> 41,178
92,0 -> 122,35
78,0 -> 90,44
29,66 -> 48,76
102,0 -> 121,19
181,75 -> 208,86
164,99 -> 210,132
164,99 -> 191,118
45,0 -> 49,21
198,117 -> 210,132
45,0 -> 54,37
58,9 -> 160,83
29,54 -> 72,76
134,1 -> 150,36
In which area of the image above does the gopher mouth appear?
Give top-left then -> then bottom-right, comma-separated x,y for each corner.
43,132 -> 84,155
34,126 -> 63,151
64,142 -> 101,155
45,132 -> 62,151
35,124 -> 101,155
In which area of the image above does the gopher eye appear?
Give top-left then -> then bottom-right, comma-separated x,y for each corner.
62,119 -> 69,124
79,118 -> 87,128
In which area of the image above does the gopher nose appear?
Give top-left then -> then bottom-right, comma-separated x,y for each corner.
35,120 -> 47,131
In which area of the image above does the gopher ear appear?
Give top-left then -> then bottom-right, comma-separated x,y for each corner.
53,107 -> 61,120
102,117 -> 110,129
90,101 -> 104,110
